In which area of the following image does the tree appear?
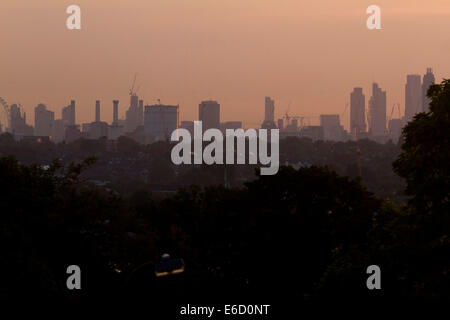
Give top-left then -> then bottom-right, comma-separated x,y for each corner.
393,79 -> 450,216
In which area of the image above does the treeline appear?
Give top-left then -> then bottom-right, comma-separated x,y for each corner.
0,131 -> 404,200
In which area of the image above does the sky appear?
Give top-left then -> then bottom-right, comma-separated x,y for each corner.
1,0 -> 450,129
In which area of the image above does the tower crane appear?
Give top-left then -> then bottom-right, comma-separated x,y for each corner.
129,73 -> 138,96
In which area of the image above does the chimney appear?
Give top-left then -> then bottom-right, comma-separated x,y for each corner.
113,100 -> 119,125
95,100 -> 100,122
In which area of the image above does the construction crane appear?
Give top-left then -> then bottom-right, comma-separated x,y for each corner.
283,101 -> 292,125
388,103 -> 400,122
129,73 -> 138,96
283,113 -> 317,130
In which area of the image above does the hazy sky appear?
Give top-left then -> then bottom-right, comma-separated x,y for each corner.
1,0 -> 450,128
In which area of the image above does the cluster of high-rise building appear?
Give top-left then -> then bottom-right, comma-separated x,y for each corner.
350,68 -> 435,143
0,68 -> 435,144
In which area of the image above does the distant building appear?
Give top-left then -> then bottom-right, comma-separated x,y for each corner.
112,100 -> 119,125
34,104 -> 54,137
82,123 -> 91,134
350,87 -> 366,135
95,100 -> 101,122
199,100 -> 220,131
144,104 -> 179,142
277,119 -> 284,130
405,74 -> 422,122
138,100 -> 144,125
261,97 -> 276,129
62,100 -> 76,126
300,126 -> 324,141
89,122 -> 109,139
65,125 -> 81,142
52,119 -> 65,142
109,100 -> 124,140
285,118 -> 298,132
10,104 -> 33,136
368,83 -> 387,136
126,94 -> 143,133
88,100 -> 108,139
320,114 -> 345,141
388,118 -> 404,143
180,121 -> 194,137
422,68 -> 435,113
221,121 -> 242,132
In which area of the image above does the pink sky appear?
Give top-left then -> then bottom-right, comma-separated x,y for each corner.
1,0 -> 450,128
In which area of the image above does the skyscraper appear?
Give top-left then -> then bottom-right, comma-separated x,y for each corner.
199,100 -> 220,131
405,74 -> 422,122
34,104 -> 54,137
261,97 -> 276,129
125,94 -> 142,133
350,87 -> 366,135
62,100 -> 76,126
368,83 -> 386,136
10,104 -> 33,136
422,68 -> 435,113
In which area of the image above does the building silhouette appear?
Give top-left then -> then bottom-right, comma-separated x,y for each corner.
62,100 -> 76,126
350,87 -> 366,135
405,74 -> 422,122
10,104 -> 33,136
368,83 -> 387,137
64,124 -> 81,142
220,121 -> 242,134
261,97 -> 276,129
388,118 -> 403,143
320,114 -> 345,141
109,100 -> 124,140
34,104 -> 54,137
95,100 -> 101,122
51,119 -> 65,142
199,100 -> 220,131
144,104 -> 179,142
88,100 -> 108,139
422,68 -> 435,113
299,126 -> 323,141
277,119 -> 284,130
126,94 -> 143,133
180,120 -> 194,137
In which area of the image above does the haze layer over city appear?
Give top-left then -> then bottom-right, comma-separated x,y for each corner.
1,0 -> 450,128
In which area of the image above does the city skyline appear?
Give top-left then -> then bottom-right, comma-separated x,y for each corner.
0,67 -> 437,132
1,0 -> 450,127
0,66 -> 435,146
